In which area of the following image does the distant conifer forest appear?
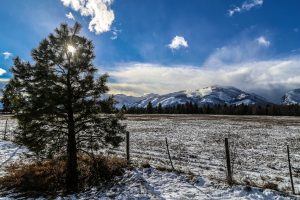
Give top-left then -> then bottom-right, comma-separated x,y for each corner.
118,102 -> 300,116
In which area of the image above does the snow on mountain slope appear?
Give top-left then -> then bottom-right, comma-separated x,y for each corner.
128,86 -> 271,108
102,93 -> 157,109
112,94 -> 145,109
282,89 -> 300,105
0,85 -> 272,110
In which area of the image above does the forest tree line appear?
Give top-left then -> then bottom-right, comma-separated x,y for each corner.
2,96 -> 300,116
119,102 -> 300,116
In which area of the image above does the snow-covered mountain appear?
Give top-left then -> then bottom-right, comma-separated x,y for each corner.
111,94 -> 145,109
114,86 -> 271,108
282,89 -> 300,105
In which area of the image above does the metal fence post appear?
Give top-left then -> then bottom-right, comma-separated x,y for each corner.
287,145 -> 295,194
225,138 -> 232,185
126,131 -> 130,164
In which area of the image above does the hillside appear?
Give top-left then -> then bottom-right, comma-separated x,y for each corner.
113,86 -> 271,108
282,89 -> 300,105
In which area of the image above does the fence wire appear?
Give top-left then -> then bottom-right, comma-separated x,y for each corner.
1,114 -> 300,194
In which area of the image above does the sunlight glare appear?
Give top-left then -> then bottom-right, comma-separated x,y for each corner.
67,45 -> 76,54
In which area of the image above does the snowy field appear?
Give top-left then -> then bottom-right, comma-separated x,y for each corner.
0,114 -> 299,199
119,115 -> 300,194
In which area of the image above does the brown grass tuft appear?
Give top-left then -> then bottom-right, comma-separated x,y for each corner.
0,155 -> 128,197
140,162 -> 151,168
262,182 -> 279,191
0,160 -> 66,196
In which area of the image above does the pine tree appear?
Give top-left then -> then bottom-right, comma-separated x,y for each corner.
1,83 -> 15,113
3,23 -> 127,192
157,103 -> 163,113
121,105 -> 127,112
146,102 -> 153,114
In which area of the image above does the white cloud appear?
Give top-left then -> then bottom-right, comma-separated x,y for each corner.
104,37 -> 294,102
66,12 -> 75,20
106,58 -> 300,103
2,52 -> 12,60
111,32 -> 117,40
0,78 -> 9,82
61,0 -> 115,34
110,27 -> 121,40
256,36 -> 270,47
228,0 -> 263,16
168,36 -> 188,50
204,37 -> 269,67
0,68 -> 6,76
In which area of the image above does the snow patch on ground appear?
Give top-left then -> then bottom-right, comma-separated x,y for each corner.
0,117 -> 298,199
57,168 -> 292,199
0,138 -> 296,199
0,140 -> 28,177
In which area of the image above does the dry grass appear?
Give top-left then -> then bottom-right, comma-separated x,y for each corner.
0,155 -> 128,197
0,160 -> 66,196
140,161 -> 151,168
235,177 -> 279,192
262,182 -> 279,191
79,155 -> 128,185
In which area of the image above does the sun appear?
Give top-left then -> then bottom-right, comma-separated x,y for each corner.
67,45 -> 76,54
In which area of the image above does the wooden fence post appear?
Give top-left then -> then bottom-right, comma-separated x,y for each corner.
225,138 -> 232,185
287,145 -> 295,194
3,119 -> 8,140
126,131 -> 130,164
165,137 -> 175,170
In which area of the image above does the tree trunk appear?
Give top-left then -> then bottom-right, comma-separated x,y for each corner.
66,126 -> 78,192
66,121 -> 78,192
66,106 -> 78,192
66,67 -> 78,192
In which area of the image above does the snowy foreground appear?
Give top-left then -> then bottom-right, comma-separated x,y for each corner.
0,115 -> 300,199
0,139 -> 294,199
117,115 -> 300,193
58,168 -> 294,199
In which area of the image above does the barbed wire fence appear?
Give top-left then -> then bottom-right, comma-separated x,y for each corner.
0,117 -> 16,141
0,115 -> 299,196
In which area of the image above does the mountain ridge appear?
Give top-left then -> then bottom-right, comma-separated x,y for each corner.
112,86 -> 273,109
282,89 -> 300,105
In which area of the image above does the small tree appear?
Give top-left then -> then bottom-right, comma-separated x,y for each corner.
1,84 -> 14,113
146,101 -> 153,114
157,103 -> 163,113
3,23 -> 127,192
121,105 -> 127,112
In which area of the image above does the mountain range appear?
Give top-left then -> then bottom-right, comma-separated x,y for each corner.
108,86 -> 255,109
110,86 -> 300,109
282,89 -> 300,105
0,85 -> 299,109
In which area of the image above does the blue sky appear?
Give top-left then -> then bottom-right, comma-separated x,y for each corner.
1,0 -> 300,102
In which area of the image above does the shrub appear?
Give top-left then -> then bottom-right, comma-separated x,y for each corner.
0,160 -> 66,196
0,155 -> 128,197
79,155 -> 128,186
140,162 -> 151,168
262,182 -> 279,191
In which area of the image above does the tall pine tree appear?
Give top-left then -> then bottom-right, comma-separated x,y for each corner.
3,23 -> 127,192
